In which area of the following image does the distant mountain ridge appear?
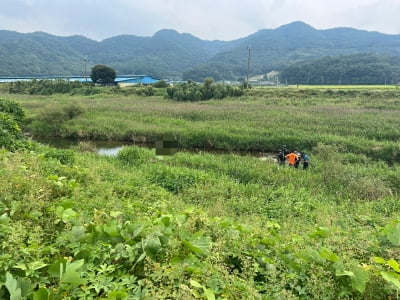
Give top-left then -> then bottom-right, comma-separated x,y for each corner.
1,21 -> 400,81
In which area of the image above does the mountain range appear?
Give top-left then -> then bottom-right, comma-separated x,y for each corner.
1,21 -> 400,82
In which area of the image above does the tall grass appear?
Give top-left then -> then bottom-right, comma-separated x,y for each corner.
8,87 -> 400,164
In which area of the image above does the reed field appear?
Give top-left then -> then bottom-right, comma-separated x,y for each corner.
1,86 -> 400,299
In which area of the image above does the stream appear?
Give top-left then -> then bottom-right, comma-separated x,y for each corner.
34,137 -> 276,160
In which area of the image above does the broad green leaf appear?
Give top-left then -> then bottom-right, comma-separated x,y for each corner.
110,211 -> 123,218
319,248 -> 339,262
48,259 -> 85,287
61,260 -> 86,286
32,287 -> 49,300
387,259 -> 400,273
351,267 -> 369,293
385,222 -> 400,246
176,213 -> 188,225
309,226 -> 330,238
68,226 -> 86,242
108,291 -> 129,299
160,215 -> 171,227
29,261 -> 48,271
5,272 -> 21,300
17,278 -> 32,297
182,234 -> 212,257
336,270 -> 354,277
373,256 -> 387,264
55,206 -> 64,218
103,222 -> 120,237
120,223 -> 143,241
14,262 -> 28,271
65,259 -> 85,272
48,259 -> 67,278
62,208 -> 78,224
61,270 -> 86,286
144,237 -> 162,260
381,271 -> 400,290
0,213 -> 10,225
190,279 -> 203,288
204,288 -> 216,300
336,267 -> 369,293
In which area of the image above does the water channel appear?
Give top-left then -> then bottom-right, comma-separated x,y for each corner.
34,137 -> 276,160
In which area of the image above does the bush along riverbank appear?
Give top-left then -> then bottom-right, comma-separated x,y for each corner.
1,93 -> 400,298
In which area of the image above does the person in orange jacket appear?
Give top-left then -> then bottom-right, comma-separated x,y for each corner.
285,150 -> 299,167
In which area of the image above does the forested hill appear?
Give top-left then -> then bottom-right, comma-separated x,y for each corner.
280,53 -> 400,85
182,22 -> 400,82
0,29 -> 227,78
1,21 -> 400,81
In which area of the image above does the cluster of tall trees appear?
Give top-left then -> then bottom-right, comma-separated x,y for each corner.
166,78 -> 244,101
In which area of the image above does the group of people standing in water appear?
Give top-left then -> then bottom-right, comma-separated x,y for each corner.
277,147 -> 309,169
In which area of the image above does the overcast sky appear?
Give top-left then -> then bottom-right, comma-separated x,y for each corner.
1,0 -> 400,41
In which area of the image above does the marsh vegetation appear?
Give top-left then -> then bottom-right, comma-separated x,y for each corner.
1,85 -> 400,299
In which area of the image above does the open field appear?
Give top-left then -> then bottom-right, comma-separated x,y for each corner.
1,86 -> 400,299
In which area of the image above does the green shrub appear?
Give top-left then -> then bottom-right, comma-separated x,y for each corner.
0,100 -> 30,151
63,103 -> 85,120
116,146 -> 154,166
147,164 -> 204,194
28,103 -> 84,137
0,99 -> 25,124
0,112 -> 24,151
136,86 -> 154,96
43,148 -> 76,165
166,79 -> 244,101
153,80 -> 169,88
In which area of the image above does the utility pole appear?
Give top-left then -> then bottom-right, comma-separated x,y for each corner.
246,46 -> 251,89
83,56 -> 91,82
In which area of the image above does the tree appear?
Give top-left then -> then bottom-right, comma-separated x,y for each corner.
90,65 -> 116,85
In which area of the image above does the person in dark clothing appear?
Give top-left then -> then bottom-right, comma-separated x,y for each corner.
277,150 -> 285,165
294,149 -> 301,168
302,153 -> 309,170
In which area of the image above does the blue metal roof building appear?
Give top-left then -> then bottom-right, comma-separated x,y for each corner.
115,75 -> 160,85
